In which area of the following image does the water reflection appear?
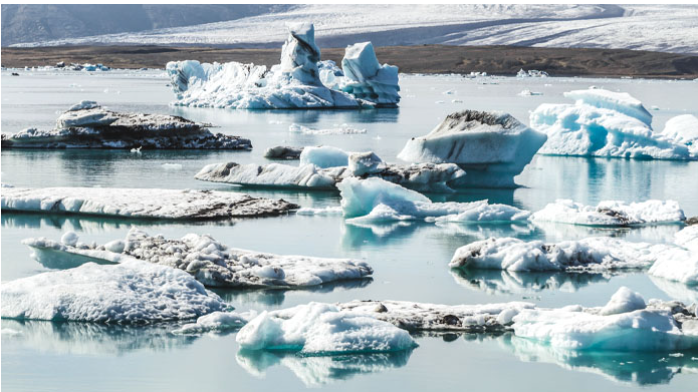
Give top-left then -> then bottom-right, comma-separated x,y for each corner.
0,319 -> 195,356
451,269 -> 615,296
236,348 -> 412,386
650,276 -> 698,305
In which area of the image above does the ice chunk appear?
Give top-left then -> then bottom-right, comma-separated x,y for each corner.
23,228 -> 372,288
517,69 -> 549,78
22,236 -> 127,269
172,311 -> 254,334
348,151 -> 387,176
661,114 -> 698,155
1,102 -> 252,150
1,186 -> 297,220
398,110 -> 547,187
264,145 -> 304,160
563,88 -> 652,126
675,224 -> 698,251
530,199 -> 685,227
61,231 -> 79,246
599,287 -> 646,315
0,259 -> 226,323
339,42 -> 400,106
450,237 -> 672,272
338,177 -> 530,224
237,303 -> 417,354
648,226 -> 698,285
289,123 -> 367,135
299,146 -> 350,168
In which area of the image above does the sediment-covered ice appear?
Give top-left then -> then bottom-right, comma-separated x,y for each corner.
450,237 -> 672,272
531,88 -> 694,160
22,229 -> 373,288
299,146 -> 350,168
530,199 -> 685,227
1,186 -> 297,220
338,177 -> 530,224
264,145 -> 304,160
0,259 -> 226,323
237,303 -> 417,354
398,110 -> 547,187
166,23 -> 399,110
661,114 -> 698,155
512,287 -> 698,351
0,101 -> 251,150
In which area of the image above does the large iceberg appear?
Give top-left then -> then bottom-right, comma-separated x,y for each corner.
166,23 -> 399,109
531,88 -> 694,160
236,303 -> 417,354
0,259 -> 226,323
1,186 -> 297,220
22,229 -> 373,288
0,101 -> 251,150
450,237 -> 672,272
338,177 -> 530,224
512,287 -> 698,352
398,110 -> 547,188
530,199 -> 685,227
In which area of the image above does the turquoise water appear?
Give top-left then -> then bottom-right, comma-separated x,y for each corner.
2,70 -> 698,391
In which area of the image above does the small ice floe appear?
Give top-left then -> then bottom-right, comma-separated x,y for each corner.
0,258 -> 226,323
172,311 -> 255,334
398,110 -> 547,188
289,123 -> 367,135
518,89 -> 543,96
517,69 -> 549,78
449,237 -> 673,272
530,199 -> 685,227
1,186 -> 297,220
263,145 -> 304,160
338,177 -> 530,224
1,101 -> 252,150
237,303 -> 417,354
161,163 -> 183,170
648,225 -> 698,285
22,228 -> 372,288
531,88 -> 695,160
512,287 -> 698,352
167,24 -> 399,110
300,145 -> 350,168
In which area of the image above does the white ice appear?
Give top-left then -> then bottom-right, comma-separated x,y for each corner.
172,311 -> 255,334
530,199 -> 685,227
398,110 -> 547,187
299,146 -> 350,168
564,88 -> 653,126
660,114 -> 698,155
289,123 -> 367,135
648,225 -> 698,285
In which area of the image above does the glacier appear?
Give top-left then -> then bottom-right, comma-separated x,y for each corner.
0,259 -> 226,323
530,199 -> 685,227
397,110 -> 547,188
449,237 -> 672,272
531,88 -> 695,160
0,101 -> 251,150
22,228 -> 373,288
1,186 -> 297,220
166,23 -> 399,110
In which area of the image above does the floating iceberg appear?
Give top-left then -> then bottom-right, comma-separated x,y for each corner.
450,237 -> 671,272
512,287 -> 698,352
530,199 -> 685,227
166,23 -> 399,110
299,146 -> 350,168
1,186 -> 297,220
22,229 -> 373,288
237,303 -> 417,354
661,114 -> 698,155
263,145 -> 304,160
0,259 -> 226,323
398,110 -> 547,187
531,88 -> 694,160
0,101 -> 251,150
648,225 -> 698,285
338,177 -> 530,224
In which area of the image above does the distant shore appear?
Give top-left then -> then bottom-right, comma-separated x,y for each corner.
2,44 -> 698,79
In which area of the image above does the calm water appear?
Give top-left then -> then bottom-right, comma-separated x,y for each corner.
2,70 -> 698,391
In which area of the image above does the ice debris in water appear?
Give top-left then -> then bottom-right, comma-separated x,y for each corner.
236,303 -> 417,354
449,237 -> 674,272
289,123 -> 367,135
516,69 -> 549,78
22,229 -> 373,288
1,186 -> 297,220
397,110 -> 547,188
648,225 -> 698,285
166,23 -> 399,110
0,259 -> 226,323
0,101 -> 252,150
530,199 -> 685,227
338,177 -> 530,224
512,287 -> 698,352
530,88 -> 695,160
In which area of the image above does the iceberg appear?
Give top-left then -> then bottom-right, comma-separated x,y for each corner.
22,229 -> 373,288
0,101 -> 251,150
299,146 -> 350,168
263,145 -> 304,160
530,199 -> 685,227
236,303 -> 417,354
196,162 -> 341,190
531,88 -> 694,160
648,225 -> 698,285
0,259 -> 226,323
166,23 -> 399,110
512,287 -> 698,352
397,110 -> 547,188
1,186 -> 297,220
450,237 -> 671,272
338,177 -> 530,223
660,114 -> 698,155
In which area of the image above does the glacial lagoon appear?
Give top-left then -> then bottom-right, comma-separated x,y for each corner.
2,69 -> 698,391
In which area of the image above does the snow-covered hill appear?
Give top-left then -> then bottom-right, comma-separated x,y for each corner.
8,4 -> 698,54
